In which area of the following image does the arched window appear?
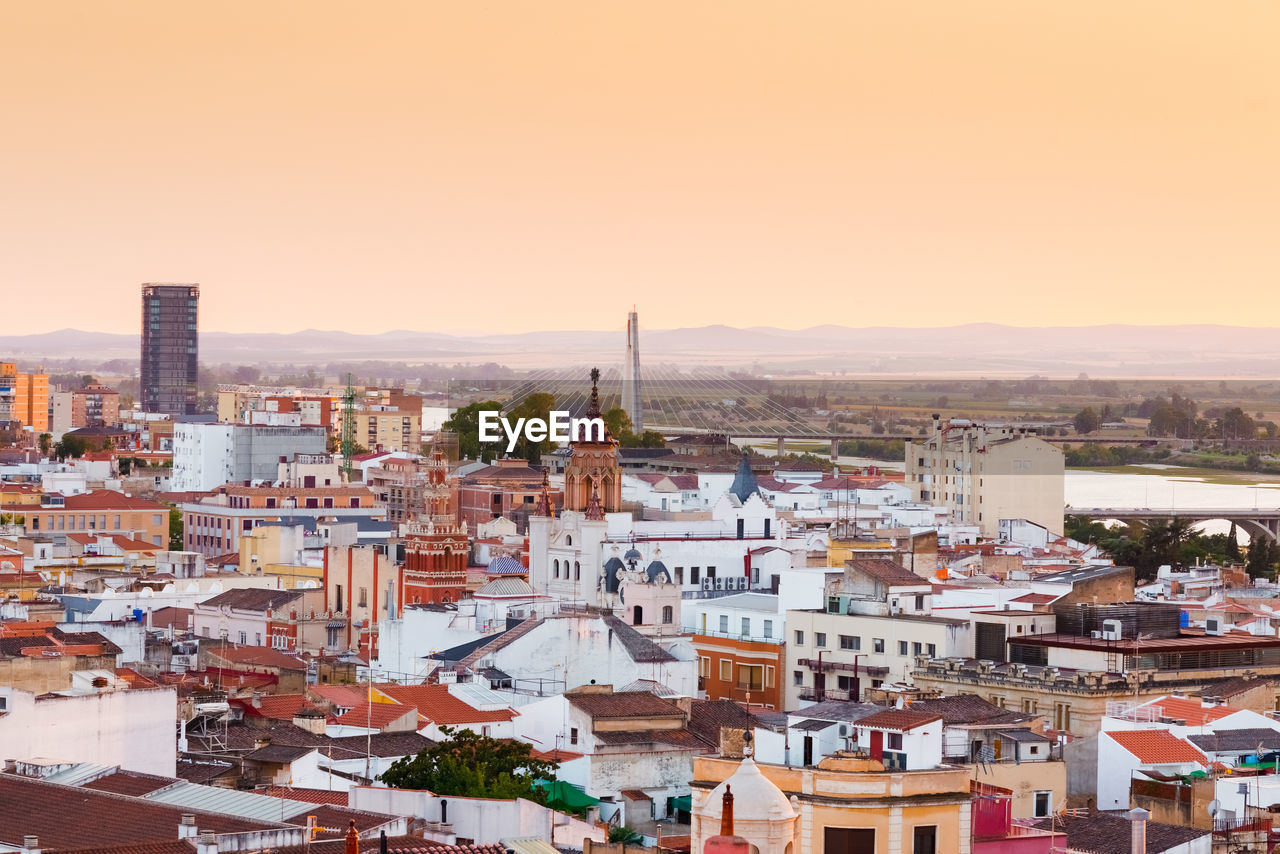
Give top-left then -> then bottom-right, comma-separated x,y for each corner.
566,535 -> 573,546
633,605 -> 644,625
553,559 -> 560,578
662,606 -> 673,624
574,561 -> 581,580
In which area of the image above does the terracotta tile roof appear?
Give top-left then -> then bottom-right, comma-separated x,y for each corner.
0,773 -> 287,850
115,667 -> 161,689
688,700 -> 757,750
174,759 -> 234,784
331,701 -> 420,729
1010,593 -> 1058,604
309,683 -> 369,709
566,690 -> 684,719
206,645 -> 307,671
268,837 -> 508,854
1107,730 -> 1208,765
256,786 -> 350,805
198,587 -> 304,612
47,842 -> 201,854
66,532 -> 162,551
593,729 -> 708,749
1202,675 -> 1275,701
375,684 -> 516,725
855,708 -> 943,732
1028,811 -> 1207,854
231,693 -> 318,720
61,490 -> 167,511
530,748 -> 584,762
1140,696 -> 1239,727
81,770 -> 176,797
847,558 -> 926,587
907,695 -> 1032,726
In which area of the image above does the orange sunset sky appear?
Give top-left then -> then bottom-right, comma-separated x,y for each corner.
1,2 -> 1276,335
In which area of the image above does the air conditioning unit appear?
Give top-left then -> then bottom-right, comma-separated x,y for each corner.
1090,630 -> 1103,639
702,579 -> 714,590
1205,616 -> 1225,636
737,577 -> 748,590
1100,619 -> 1123,641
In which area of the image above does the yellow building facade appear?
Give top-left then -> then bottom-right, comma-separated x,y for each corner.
692,755 -> 972,854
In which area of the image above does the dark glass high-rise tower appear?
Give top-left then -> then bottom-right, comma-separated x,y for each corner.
140,282 -> 199,415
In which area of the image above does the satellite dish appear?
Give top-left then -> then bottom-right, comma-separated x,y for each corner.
1208,799 -> 1220,817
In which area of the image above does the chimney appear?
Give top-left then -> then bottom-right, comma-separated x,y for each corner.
21,835 -> 39,854
251,689 -> 262,709
345,819 -> 359,854
195,831 -> 219,854
721,785 -> 734,836
1128,807 -> 1149,854
178,815 -> 197,839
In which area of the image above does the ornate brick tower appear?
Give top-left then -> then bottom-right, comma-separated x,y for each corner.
563,368 -> 621,514
403,442 -> 469,604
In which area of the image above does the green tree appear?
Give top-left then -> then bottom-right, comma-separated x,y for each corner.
37,433 -> 51,455
168,508 -> 184,551
1226,523 -> 1243,563
608,826 -> 643,844
443,400 -> 506,463
1073,407 -> 1101,435
602,408 -> 667,449
1247,537 -> 1278,581
54,434 -> 88,460
1215,407 -> 1257,440
380,727 -> 559,800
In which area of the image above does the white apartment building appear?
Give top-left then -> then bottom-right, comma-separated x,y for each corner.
171,415 -> 327,491
905,417 -> 1064,537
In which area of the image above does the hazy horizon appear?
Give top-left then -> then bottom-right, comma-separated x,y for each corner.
3,1 -> 1278,336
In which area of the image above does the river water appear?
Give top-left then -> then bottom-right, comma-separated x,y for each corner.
836,455 -> 1280,537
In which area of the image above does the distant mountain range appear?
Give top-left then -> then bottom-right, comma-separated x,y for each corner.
0,324 -> 1276,377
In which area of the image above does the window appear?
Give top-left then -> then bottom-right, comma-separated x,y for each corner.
795,630 -> 805,645
662,606 -> 673,624
1022,698 -> 1038,714
825,827 -> 874,854
570,727 -> 579,746
699,657 -> 710,678
815,633 -> 827,648
765,666 -> 775,688
359,587 -> 368,608
720,615 -> 730,633
839,634 -> 860,650
238,631 -> 246,645
553,559 -> 560,579
336,585 -> 344,613
737,664 -> 763,691
763,619 -> 773,638
990,695 -> 1006,709
914,594 -> 924,610
898,641 -> 908,655
741,617 -> 751,636
927,643 -> 936,657
913,826 -> 937,854
690,566 -> 700,584
1034,791 -> 1052,818
912,642 -> 922,656
574,561 -> 580,580
873,638 -> 885,653
1054,703 -> 1071,731
888,732 -> 903,750
720,659 -> 733,681
255,633 -> 262,646
675,567 -> 684,584
793,671 -> 804,686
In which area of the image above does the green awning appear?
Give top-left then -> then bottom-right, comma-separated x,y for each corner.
671,795 -> 693,812
536,780 -> 600,810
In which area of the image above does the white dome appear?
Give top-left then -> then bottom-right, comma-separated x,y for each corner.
700,758 -> 796,821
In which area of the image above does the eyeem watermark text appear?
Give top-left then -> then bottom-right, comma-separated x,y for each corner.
478,411 -> 605,453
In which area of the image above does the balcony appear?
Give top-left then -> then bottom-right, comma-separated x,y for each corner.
694,629 -> 783,646
798,658 -> 889,676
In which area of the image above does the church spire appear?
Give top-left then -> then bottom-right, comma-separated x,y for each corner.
585,484 -> 605,520
533,468 -> 553,517
587,367 -> 602,418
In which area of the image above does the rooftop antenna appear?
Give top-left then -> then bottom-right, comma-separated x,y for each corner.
341,373 -> 357,482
